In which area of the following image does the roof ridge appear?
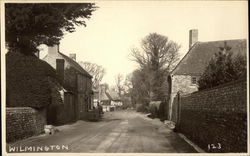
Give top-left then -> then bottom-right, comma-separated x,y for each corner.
58,52 -> 92,78
171,39 -> 246,75
105,91 -> 113,100
199,39 -> 246,44
42,54 -> 48,60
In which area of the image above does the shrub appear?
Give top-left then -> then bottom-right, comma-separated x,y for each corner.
136,104 -> 148,112
198,46 -> 246,90
6,51 -> 58,108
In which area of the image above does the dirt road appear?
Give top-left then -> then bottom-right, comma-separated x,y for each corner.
8,110 -> 196,153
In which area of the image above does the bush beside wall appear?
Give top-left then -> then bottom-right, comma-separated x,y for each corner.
173,79 -> 247,153
6,107 -> 46,143
6,51 -> 58,108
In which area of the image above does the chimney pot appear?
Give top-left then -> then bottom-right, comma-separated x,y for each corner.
189,29 -> 198,49
69,53 -> 76,61
48,44 -> 59,55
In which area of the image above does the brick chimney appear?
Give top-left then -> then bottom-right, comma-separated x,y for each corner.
189,29 -> 198,49
48,44 -> 59,55
69,53 -> 76,61
56,59 -> 65,85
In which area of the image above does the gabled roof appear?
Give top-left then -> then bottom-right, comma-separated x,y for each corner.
59,52 -> 92,78
172,39 -> 247,76
106,90 -> 121,101
99,91 -> 109,101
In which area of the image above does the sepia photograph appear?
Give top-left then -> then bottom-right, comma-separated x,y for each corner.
1,0 -> 249,155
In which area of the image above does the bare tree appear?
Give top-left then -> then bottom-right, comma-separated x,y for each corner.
79,61 -> 105,90
123,73 -> 133,94
114,73 -> 124,97
130,33 -> 180,102
131,33 -> 180,72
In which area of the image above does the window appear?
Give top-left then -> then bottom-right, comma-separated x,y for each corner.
191,77 -> 197,85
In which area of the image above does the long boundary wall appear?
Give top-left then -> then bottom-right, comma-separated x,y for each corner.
6,107 -> 46,143
172,79 -> 247,152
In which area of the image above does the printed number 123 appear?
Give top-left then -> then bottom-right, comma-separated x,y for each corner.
208,143 -> 221,150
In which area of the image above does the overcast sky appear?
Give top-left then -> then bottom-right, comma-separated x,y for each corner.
40,1 -> 248,86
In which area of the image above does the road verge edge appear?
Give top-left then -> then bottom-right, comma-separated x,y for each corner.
178,133 -> 206,153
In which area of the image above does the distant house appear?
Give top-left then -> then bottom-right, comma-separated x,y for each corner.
98,84 -> 123,111
108,90 -> 122,107
43,44 -> 93,123
167,29 -> 247,119
99,84 -> 110,105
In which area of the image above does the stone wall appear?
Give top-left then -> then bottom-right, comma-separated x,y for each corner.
168,74 -> 199,119
172,79 -> 247,153
172,75 -> 199,94
6,107 -> 46,143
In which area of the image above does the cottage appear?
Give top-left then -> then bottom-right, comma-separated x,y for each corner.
167,29 -> 247,119
108,90 -> 122,107
99,84 -> 110,105
43,44 -> 93,123
98,84 -> 123,111
99,84 -> 112,112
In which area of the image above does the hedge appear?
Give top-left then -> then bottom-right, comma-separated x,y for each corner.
6,51 -> 59,108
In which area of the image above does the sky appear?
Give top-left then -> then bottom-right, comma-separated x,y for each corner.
39,1 -> 248,86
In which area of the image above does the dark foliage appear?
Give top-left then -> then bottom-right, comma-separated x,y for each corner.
131,69 -> 151,106
6,51 -> 58,108
136,104 -> 148,113
5,3 -> 97,55
198,44 -> 247,90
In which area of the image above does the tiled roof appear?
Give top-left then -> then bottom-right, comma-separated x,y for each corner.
172,39 -> 247,75
59,52 -> 92,78
99,91 -> 109,101
106,90 -> 121,101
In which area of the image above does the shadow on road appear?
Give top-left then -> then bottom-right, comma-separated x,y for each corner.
102,118 -> 122,122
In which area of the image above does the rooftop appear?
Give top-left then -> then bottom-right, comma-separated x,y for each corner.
59,52 -> 92,78
172,39 -> 247,75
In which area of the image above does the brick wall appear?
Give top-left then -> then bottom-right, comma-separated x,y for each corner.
6,107 -> 46,143
173,79 -> 247,153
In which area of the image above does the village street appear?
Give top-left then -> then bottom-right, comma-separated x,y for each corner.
8,110 -> 196,153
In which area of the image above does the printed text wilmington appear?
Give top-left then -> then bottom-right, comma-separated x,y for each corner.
8,145 -> 69,152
